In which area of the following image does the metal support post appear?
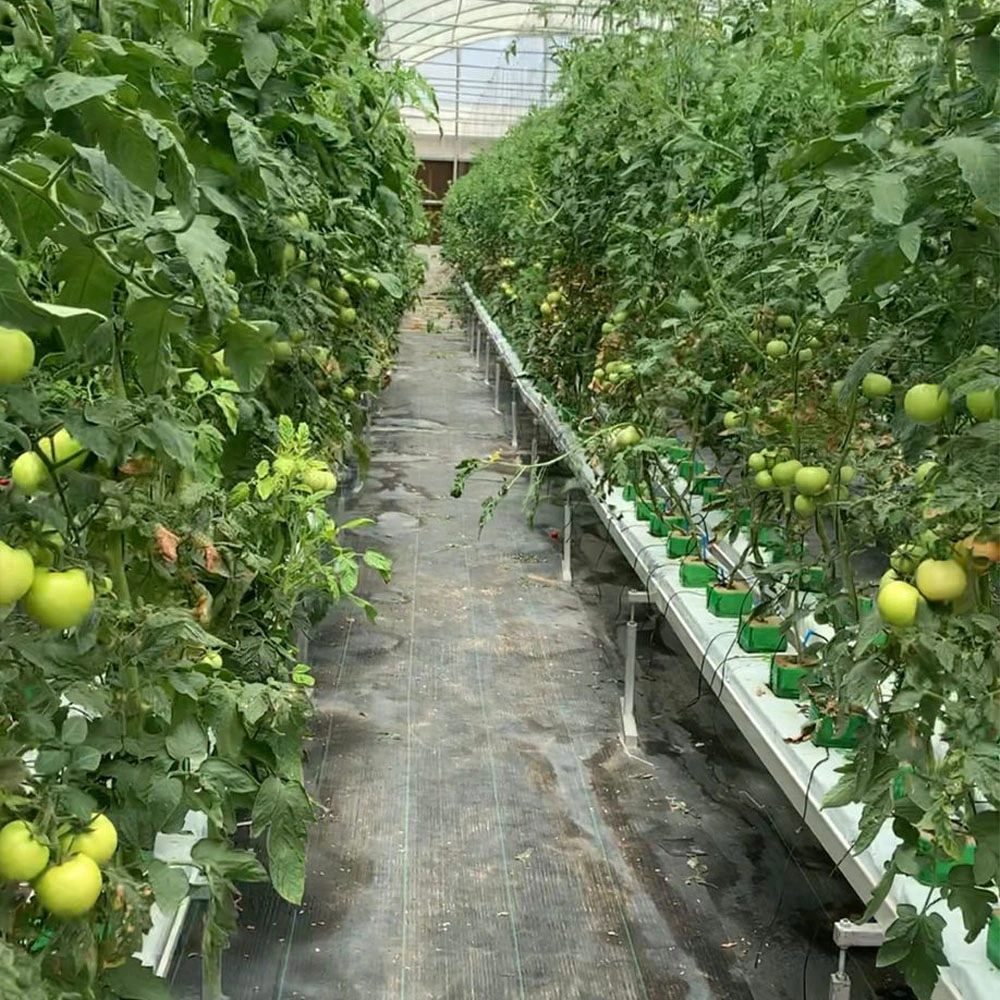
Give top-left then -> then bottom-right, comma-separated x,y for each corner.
529,418 -> 539,476
511,392 -> 519,450
621,591 -> 651,748
484,340 -> 491,384
474,323 -> 481,365
828,918 -> 884,1000
562,498 -> 572,583
469,318 -> 476,353
493,362 -> 502,415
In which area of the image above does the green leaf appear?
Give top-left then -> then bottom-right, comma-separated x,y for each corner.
147,859 -> 189,916
0,166 -> 62,250
363,549 -> 393,576
191,838 -> 269,882
816,265 -> 849,314
0,252 -> 50,331
968,34 -> 1000,94
267,814 -> 306,904
74,145 -> 154,226
939,136 -> 1000,215
61,715 -> 88,746
174,216 -> 234,324
200,758 -> 259,795
242,32 -> 278,89
89,102 -> 159,194
52,247 -> 121,352
228,112 -> 267,168
372,271 -> 404,299
224,318 -> 274,390
897,221 -> 921,263
165,715 -> 208,765
126,296 -> 186,393
871,172 -> 908,225
44,72 -> 124,111
167,30 -> 209,68
103,961 -> 174,999
70,745 -> 101,772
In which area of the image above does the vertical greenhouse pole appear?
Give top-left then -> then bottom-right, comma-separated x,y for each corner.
452,45 -> 461,184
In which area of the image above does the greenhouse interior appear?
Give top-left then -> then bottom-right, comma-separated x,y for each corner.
0,1 -> 998,999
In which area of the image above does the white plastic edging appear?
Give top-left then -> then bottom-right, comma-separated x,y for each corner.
463,284 -> 998,1000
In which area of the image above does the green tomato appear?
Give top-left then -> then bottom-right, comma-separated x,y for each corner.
830,380 -> 844,405
343,386 -> 357,401
271,341 -> 294,363
59,814 -> 117,867
723,411 -> 743,429
797,347 -> 813,362
838,465 -> 856,484
794,466 -> 830,496
772,459 -> 803,488
339,307 -> 357,326
793,494 -> 816,518
766,339 -> 789,358
34,854 -> 103,918
306,277 -> 322,292
754,470 -> 775,489
0,541 -> 35,605
364,276 -> 380,291
0,820 -> 50,881
22,568 -> 95,629
601,322 -> 615,335
966,388 -> 998,421
301,468 -> 338,493
891,544 -> 924,576
775,314 -> 794,330
914,559 -> 967,603
11,452 -> 49,494
861,373 -> 892,398
747,452 -> 767,473
877,580 -> 920,627
903,383 -> 949,424
332,287 -> 351,305
914,460 -> 938,484
0,327 -> 35,384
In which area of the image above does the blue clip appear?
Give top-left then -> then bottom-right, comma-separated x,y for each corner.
700,533 -> 710,559
802,628 -> 816,646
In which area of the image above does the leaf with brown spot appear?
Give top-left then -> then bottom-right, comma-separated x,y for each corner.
155,525 -> 181,563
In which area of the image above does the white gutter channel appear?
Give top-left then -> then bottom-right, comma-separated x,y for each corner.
463,281 -> 997,1000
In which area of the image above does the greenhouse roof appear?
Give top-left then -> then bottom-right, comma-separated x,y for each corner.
372,1 -> 605,149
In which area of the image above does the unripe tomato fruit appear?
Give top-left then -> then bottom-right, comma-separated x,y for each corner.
794,494 -> 816,518
861,373 -> 892,398
914,559 -> 967,603
0,541 -> 35,605
754,470 -> 775,489
966,388 -> 998,421
22,568 -> 95,629
0,820 -> 50,881
33,854 -> 103,919
301,469 -> 338,493
0,326 -> 35,384
776,314 -> 794,330
766,339 -> 789,358
59,814 -> 117,867
877,580 -> 920,627
11,452 -> 49,493
794,466 -> 830,496
772,460 -> 802,488
903,383 -> 949,424
723,411 -> 742,429
747,452 -> 767,473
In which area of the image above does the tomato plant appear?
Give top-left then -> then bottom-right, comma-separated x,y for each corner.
443,1 -> 1000,995
1,1 -> 420,996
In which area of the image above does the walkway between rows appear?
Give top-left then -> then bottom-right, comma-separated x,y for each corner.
171,249 -> 903,1000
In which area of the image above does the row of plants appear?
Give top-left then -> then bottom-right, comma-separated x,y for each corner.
0,1 -> 425,996
443,1 -> 999,996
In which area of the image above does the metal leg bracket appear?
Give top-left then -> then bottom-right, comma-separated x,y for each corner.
621,591 -> 652,749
